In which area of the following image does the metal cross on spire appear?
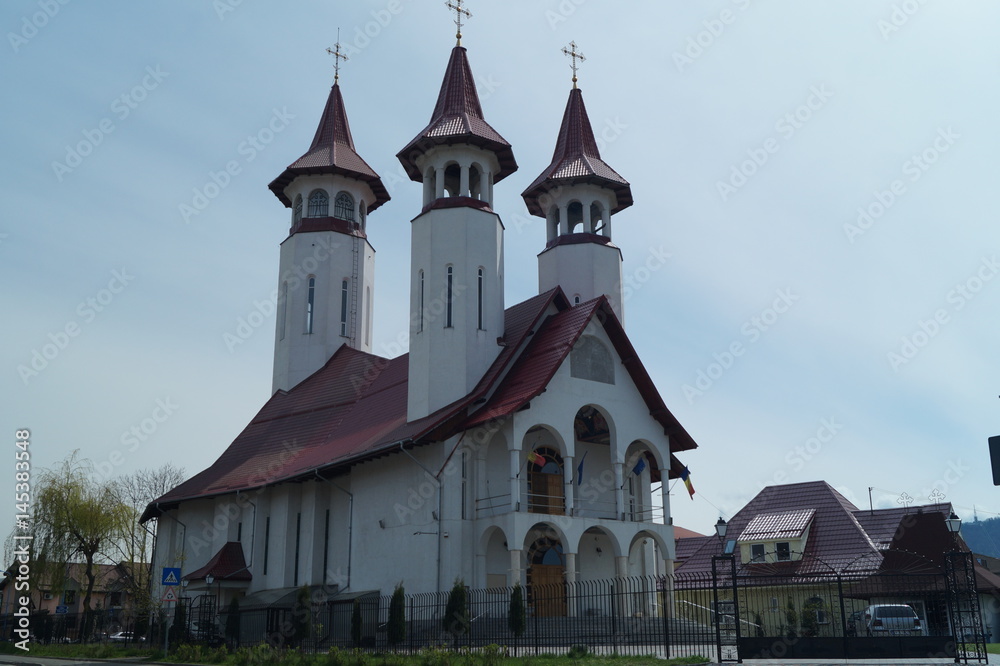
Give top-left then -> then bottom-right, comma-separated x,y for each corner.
326,29 -> 349,83
562,41 -> 586,89
445,0 -> 472,46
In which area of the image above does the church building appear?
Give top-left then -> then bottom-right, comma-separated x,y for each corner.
143,16 -> 699,612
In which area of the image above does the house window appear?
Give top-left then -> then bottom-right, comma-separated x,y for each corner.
477,268 -> 484,330
776,542 -> 791,561
446,266 -> 453,328
64,590 -> 76,605
108,591 -> 123,607
805,596 -> 829,625
306,277 -> 316,334
570,335 -> 614,384
293,194 -> 303,225
340,279 -> 349,336
307,190 -> 329,217
770,597 -> 779,612
334,191 -> 355,221
750,544 -> 765,562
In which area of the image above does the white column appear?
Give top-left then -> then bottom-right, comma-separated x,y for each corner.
583,200 -> 593,233
479,170 -> 490,204
459,164 -> 470,197
559,204 -> 569,235
614,462 -> 625,520
509,548 -> 524,587
510,449 -> 521,511
423,174 -> 434,206
661,481 -> 671,529
435,166 -> 445,199
603,209 -> 612,238
565,552 -> 578,618
563,455 -> 575,516
547,211 -> 558,243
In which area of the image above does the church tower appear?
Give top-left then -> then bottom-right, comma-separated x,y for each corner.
522,44 -> 633,324
397,12 -> 517,421
268,51 -> 390,394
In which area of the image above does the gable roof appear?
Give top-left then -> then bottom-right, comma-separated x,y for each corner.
142,289 -> 698,521
183,542 -> 251,582
269,82 -> 390,211
522,87 -> 633,217
397,46 -> 516,183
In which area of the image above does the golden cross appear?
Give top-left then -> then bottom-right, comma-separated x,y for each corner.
325,29 -> 349,83
445,0 -> 472,46
562,41 -> 586,89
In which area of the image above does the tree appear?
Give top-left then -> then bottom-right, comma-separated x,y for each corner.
508,583 -> 525,638
16,452 -> 130,639
168,601 -> 188,647
225,597 -> 241,647
387,583 -> 406,646
785,596 -> 798,639
443,578 -> 469,645
291,585 -> 311,647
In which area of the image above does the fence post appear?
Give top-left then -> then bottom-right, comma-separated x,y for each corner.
661,575 -> 671,659
837,573 -> 848,659
610,579 -> 618,654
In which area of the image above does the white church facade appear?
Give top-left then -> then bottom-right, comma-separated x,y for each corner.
144,28 -> 699,612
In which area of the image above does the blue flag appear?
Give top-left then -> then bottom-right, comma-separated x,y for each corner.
576,450 -> 588,485
632,458 -> 646,476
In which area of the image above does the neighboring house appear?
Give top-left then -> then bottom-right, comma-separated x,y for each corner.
142,35 -> 699,615
1,562 -> 134,617
675,481 -> 1000,639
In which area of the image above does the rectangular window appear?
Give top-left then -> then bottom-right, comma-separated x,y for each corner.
776,542 -> 791,561
64,590 -> 76,605
446,267 -> 453,328
294,512 -> 301,586
750,544 -> 765,562
323,509 -> 330,585
279,282 -> 287,341
365,287 -> 371,346
263,517 -> 270,575
237,521 -> 242,543
477,268 -> 484,330
419,270 -> 425,332
306,278 -> 315,334
340,279 -> 349,336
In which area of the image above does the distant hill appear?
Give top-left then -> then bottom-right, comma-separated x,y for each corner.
961,516 -> 1000,559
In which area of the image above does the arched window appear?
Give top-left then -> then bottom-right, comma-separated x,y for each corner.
334,191 -> 355,221
444,164 -> 461,197
567,201 -> 584,233
528,446 -> 564,515
590,202 -> 604,233
570,336 -> 614,384
307,190 -> 328,218
305,277 -> 316,334
293,195 -> 303,225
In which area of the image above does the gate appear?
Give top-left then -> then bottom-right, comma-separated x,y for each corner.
709,549 -> 986,662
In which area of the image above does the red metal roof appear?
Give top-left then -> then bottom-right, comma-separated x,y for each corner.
269,82 -> 390,211
522,87 -> 633,217
397,46 -> 517,183
183,542 -> 251,582
142,289 -> 699,521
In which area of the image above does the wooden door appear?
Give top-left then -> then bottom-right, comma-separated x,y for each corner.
531,565 -> 567,617
529,471 -> 564,515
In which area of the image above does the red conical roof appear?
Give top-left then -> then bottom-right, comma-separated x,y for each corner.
269,82 -> 390,211
397,46 -> 516,182
522,87 -> 633,218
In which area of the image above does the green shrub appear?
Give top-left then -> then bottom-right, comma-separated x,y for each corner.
388,583 -> 406,646
508,584 -> 525,638
567,644 -> 589,659
442,579 -> 469,641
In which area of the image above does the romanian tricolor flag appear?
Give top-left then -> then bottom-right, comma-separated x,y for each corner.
527,451 -> 546,467
680,466 -> 695,499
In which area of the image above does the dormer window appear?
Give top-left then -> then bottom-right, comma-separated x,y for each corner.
307,190 -> 329,217
335,191 -> 355,222
776,542 -> 791,561
750,544 -> 765,562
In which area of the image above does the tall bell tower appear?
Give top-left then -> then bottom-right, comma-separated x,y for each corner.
397,4 -> 517,421
268,45 -> 390,394
522,43 -> 633,324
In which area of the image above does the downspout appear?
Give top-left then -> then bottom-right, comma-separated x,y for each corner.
315,469 -> 352,592
399,434 -> 465,594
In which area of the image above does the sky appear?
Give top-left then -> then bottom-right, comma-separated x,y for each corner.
2,1 -> 999,546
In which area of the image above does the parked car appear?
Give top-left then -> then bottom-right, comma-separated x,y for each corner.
863,604 -> 922,636
108,631 -> 144,642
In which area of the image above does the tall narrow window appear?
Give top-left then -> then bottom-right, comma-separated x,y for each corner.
237,522 -> 242,543
365,287 -> 371,346
306,277 -> 316,334
477,268 -> 484,330
293,512 -> 301,586
293,194 -> 303,225
334,191 -> 355,221
340,279 -> 349,336
418,270 -> 425,332
263,517 -> 270,575
278,281 -> 287,341
322,509 -> 330,585
307,190 -> 329,217
446,266 -> 454,328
